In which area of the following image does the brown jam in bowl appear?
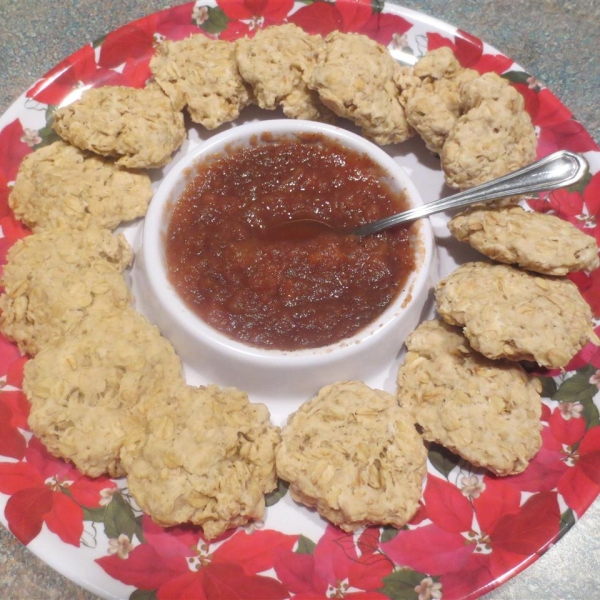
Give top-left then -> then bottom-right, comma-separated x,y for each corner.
165,133 -> 417,351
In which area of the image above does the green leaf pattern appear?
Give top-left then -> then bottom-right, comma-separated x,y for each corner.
295,534 -> 317,555
379,569 -> 441,600
104,492 -> 142,542
197,6 -> 230,34
265,478 -> 289,507
33,105 -> 60,149
551,364 -> 600,430
428,443 -> 462,479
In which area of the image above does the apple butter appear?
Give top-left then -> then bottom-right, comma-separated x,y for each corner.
165,133 -> 416,350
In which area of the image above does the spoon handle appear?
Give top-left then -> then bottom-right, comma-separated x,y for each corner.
352,150 -> 589,236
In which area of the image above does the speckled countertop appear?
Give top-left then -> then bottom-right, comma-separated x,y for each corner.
0,1 -> 598,599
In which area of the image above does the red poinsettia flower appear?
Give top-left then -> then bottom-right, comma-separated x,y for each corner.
0,389 -> 29,430
99,517 -> 204,591
98,515 -> 297,598
354,11 -> 412,46
510,82 -> 598,157
380,482 -> 561,600
275,525 -> 392,599
537,120 -> 599,157
26,44 -> 134,107
380,522 -> 475,576
1,214 -> 32,288
0,400 -> 26,460
98,3 -> 200,75
426,30 -> 599,166
288,1 -> 370,36
527,171 -> 600,265
532,321 -> 600,377
423,475 -> 474,533
527,173 -> 600,314
440,492 -> 560,598
558,425 -> 600,517
0,119 -> 32,219
527,188 -> 584,222
570,271 -> 600,318
426,31 -> 508,74
0,438 -> 117,545
4,351 -> 27,387
473,52 -> 513,76
555,326 -> 600,372
288,0 -> 411,45
583,171 -> 600,217
98,24 -> 157,69
218,0 -> 295,23
427,30 -> 483,68
120,57 -> 154,88
495,426 -> 570,493
513,85 -> 572,128
499,404 -> 600,518
0,333 -> 22,378
0,214 -> 30,242
26,7 -> 202,104
217,19 -> 253,42
214,0 -> 295,40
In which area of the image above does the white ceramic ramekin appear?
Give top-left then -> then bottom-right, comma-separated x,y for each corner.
134,120 -> 435,399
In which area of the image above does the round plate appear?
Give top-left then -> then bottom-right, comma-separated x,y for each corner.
1,2 -> 599,599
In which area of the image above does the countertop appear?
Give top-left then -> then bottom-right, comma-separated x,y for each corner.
0,1 -> 598,598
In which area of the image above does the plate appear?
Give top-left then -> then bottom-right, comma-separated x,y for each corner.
1,1 -> 599,599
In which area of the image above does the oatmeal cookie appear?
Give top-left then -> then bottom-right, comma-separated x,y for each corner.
397,319 -> 542,476
151,34 -> 251,129
276,381 -> 426,532
435,262 -> 593,368
309,31 -> 413,145
449,205 -> 599,275
121,384 -> 280,539
441,73 -> 537,190
396,47 -> 478,154
9,141 -> 153,232
0,228 -> 133,356
235,24 -> 333,122
459,71 -> 523,111
24,308 -> 183,478
52,84 -> 186,168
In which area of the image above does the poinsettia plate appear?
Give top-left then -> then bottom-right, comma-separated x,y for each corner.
1,2 -> 599,599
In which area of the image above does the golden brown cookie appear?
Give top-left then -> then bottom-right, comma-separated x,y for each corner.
441,73 -> 537,190
9,141 -> 153,232
459,71 -> 520,110
52,84 -> 186,168
235,24 -> 333,122
150,34 -> 252,129
24,308 -> 183,478
397,319 -> 542,476
435,261 -> 593,368
0,228 -> 133,355
396,47 -> 478,154
449,205 -> 599,275
276,381 -> 427,532
121,384 -> 280,540
309,31 -> 413,145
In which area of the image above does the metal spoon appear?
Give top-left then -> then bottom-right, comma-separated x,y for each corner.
266,150 -> 588,240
